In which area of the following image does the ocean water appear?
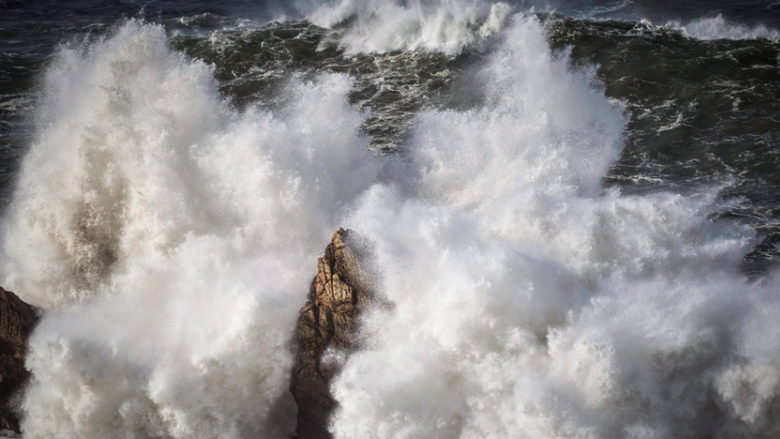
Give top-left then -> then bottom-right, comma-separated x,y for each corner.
0,0 -> 780,438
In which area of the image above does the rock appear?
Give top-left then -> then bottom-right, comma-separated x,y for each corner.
290,228 -> 374,439
0,287 -> 39,433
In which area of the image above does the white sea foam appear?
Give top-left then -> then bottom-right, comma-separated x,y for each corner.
3,4 -> 780,439
330,14 -> 780,439
1,20 -> 380,439
665,15 -> 780,41
308,0 -> 513,54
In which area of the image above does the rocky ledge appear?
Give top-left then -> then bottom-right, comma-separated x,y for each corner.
290,228 -> 375,439
0,287 -> 38,433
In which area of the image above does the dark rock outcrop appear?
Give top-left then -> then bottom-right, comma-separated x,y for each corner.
291,229 -> 374,439
0,287 -> 39,432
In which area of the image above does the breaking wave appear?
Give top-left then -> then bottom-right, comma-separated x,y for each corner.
308,0 -> 513,54
0,4 -> 779,439
332,13 -> 780,439
666,15 -> 780,41
1,20 -> 380,438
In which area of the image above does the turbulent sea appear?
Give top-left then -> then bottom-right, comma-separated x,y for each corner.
2,0 -> 780,438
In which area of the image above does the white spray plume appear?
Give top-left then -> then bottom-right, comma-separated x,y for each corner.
2,4 -> 780,439
2,20 -> 381,439
331,13 -> 778,439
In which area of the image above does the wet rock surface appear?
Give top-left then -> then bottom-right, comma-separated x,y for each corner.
290,228 -> 374,439
0,287 -> 38,433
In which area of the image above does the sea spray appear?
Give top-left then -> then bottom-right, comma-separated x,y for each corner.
330,13 -> 779,439
0,3 -> 778,439
1,20 -> 381,439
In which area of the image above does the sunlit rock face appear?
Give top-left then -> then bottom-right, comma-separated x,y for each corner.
291,229 -> 375,439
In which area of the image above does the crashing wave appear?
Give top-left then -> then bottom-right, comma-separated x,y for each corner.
665,14 -> 780,41
308,0 -> 513,54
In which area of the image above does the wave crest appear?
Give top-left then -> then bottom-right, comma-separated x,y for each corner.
309,0 -> 513,54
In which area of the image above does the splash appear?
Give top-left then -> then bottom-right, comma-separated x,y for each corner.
330,14 -> 780,439
2,20 -> 380,439
2,4 -> 780,439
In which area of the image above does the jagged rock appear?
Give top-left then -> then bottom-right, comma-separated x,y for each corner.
0,287 -> 39,433
291,228 -> 373,439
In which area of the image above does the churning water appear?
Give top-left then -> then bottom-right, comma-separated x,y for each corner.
1,0 -> 780,438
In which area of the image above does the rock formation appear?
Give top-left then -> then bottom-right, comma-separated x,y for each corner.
291,228 -> 374,439
0,287 -> 39,432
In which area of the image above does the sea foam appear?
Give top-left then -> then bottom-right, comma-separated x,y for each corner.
2,20 -> 380,439
330,13 -> 779,439
1,4 -> 779,439
665,15 -> 780,41
308,0 -> 513,54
